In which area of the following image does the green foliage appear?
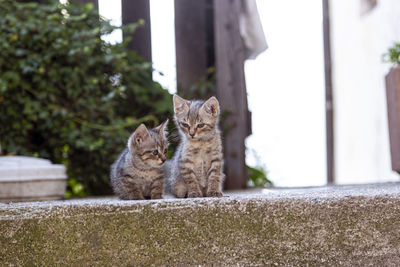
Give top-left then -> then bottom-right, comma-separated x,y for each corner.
246,149 -> 273,188
383,43 -> 400,66
65,178 -> 85,198
247,165 -> 272,188
0,0 -> 172,196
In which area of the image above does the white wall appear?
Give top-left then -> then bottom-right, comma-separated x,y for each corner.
150,0 -> 177,94
330,0 -> 400,183
245,0 -> 326,187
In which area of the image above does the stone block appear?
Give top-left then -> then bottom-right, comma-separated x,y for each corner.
0,156 -> 67,202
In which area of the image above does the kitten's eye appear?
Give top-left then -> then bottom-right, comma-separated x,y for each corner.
164,148 -> 168,154
181,122 -> 189,128
152,150 -> 158,155
197,123 -> 205,128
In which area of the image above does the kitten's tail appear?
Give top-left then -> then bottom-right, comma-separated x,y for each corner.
162,160 -> 173,194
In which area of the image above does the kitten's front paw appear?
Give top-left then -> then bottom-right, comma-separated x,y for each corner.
187,190 -> 202,198
206,190 -> 223,198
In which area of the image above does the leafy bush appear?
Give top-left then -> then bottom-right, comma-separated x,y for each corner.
383,43 -> 400,66
0,0 -> 172,196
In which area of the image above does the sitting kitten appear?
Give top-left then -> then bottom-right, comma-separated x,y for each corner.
164,95 -> 224,198
110,120 -> 168,200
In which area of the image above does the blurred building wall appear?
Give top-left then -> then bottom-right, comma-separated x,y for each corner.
331,0 -> 400,183
245,0 -> 326,187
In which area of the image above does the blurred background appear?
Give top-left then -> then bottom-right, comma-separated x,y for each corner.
1,0 -> 400,199
98,0 -> 400,186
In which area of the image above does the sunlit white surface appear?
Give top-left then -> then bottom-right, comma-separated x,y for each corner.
150,0 -> 177,94
245,0 -> 326,187
331,0 -> 400,183
98,0 -> 122,44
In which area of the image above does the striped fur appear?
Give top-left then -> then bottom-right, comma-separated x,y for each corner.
110,120 -> 169,200
164,95 -> 224,198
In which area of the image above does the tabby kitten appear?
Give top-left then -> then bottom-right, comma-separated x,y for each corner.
110,120 -> 169,200
164,95 -> 224,198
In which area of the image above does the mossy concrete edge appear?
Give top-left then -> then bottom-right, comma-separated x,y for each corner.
1,184 -> 400,265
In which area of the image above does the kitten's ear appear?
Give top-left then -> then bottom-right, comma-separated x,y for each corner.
153,119 -> 169,137
173,94 -> 189,114
128,124 -> 150,151
201,96 -> 220,117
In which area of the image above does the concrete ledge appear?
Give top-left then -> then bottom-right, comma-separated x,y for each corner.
1,183 -> 400,265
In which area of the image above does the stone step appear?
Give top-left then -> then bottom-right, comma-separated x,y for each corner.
1,183 -> 400,265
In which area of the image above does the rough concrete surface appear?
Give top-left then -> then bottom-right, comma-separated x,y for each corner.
1,183 -> 400,266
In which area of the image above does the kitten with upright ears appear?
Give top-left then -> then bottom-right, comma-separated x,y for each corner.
164,94 -> 224,198
110,120 -> 169,200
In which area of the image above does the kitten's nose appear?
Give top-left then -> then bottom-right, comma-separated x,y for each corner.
160,156 -> 166,162
189,129 -> 196,138
189,127 -> 196,138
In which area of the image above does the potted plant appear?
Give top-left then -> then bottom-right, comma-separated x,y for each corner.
384,43 -> 400,174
